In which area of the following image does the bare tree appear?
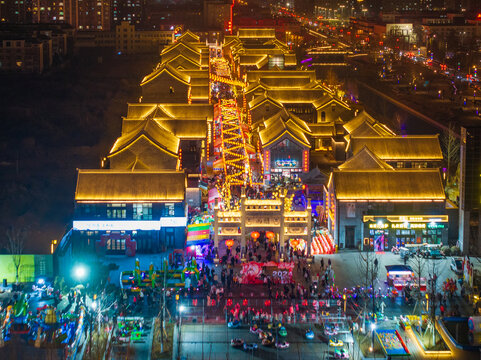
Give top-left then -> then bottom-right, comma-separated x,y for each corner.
409,254 -> 426,316
424,260 -> 439,346
441,122 -> 460,181
5,225 -> 27,284
356,250 -> 380,324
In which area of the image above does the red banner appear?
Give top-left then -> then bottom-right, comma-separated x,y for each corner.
240,262 -> 294,284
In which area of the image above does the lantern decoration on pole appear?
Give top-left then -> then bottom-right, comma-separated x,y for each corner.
290,239 -> 300,248
251,231 -> 260,240
225,239 -> 235,249
266,231 -> 275,240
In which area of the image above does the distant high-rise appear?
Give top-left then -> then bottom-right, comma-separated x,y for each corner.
75,0 -> 111,30
459,125 -> 481,255
0,0 -> 33,23
31,0 -> 66,23
203,0 -> 232,30
112,0 -> 145,26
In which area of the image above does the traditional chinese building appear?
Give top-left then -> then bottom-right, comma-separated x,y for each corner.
346,135 -> 444,169
223,28 -> 297,75
253,108 -> 311,183
326,147 -> 448,250
140,30 -> 210,103
71,169 -> 187,255
213,189 -> 312,260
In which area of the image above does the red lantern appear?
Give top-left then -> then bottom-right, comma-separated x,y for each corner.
251,231 -> 260,239
290,239 -> 300,248
225,239 -> 234,248
266,231 -> 275,239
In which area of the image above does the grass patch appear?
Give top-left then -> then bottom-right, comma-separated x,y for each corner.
353,331 -> 385,358
151,318 -> 174,359
413,326 -> 449,351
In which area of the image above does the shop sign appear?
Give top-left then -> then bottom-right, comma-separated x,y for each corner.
275,159 -> 298,168
369,223 -> 389,229
372,222 -> 446,230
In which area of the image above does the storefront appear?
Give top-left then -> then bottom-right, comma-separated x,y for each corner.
363,215 -> 448,251
265,142 -> 309,184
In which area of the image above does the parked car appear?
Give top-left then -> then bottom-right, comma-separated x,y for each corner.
450,258 -> 463,275
334,348 -> 349,359
262,337 -> 274,346
420,245 -> 443,259
228,320 -> 241,328
230,338 -> 244,347
275,341 -> 290,349
243,343 -> 258,351
329,338 -> 344,347
250,324 -> 262,334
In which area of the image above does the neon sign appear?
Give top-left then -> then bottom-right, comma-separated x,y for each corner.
275,159 -> 298,168
73,217 -> 187,231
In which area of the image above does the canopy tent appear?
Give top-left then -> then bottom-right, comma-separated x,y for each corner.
186,223 -> 211,245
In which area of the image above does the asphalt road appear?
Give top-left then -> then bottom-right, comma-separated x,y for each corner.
179,323 -> 341,360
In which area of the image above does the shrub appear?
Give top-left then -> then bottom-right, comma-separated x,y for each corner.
441,246 -> 451,256
450,246 -> 461,256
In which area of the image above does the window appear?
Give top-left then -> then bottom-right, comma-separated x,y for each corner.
107,238 -> 125,250
133,203 -> 152,220
107,204 -> 126,219
320,111 -> 326,122
165,203 -> 175,216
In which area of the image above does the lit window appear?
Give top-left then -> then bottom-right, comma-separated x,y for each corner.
133,203 -> 152,220
107,203 -> 126,219
165,203 -> 175,216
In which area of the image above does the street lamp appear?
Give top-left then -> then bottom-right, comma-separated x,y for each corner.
370,322 -> 376,352
73,264 -> 88,282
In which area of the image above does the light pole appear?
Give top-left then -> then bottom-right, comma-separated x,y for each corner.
177,304 -> 184,360
370,322 -> 376,354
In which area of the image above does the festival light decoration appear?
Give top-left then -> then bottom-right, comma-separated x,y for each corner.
251,231 -> 260,239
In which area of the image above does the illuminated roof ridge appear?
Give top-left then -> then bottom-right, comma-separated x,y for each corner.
109,117 -> 180,157
165,53 -> 201,70
75,169 -> 186,202
332,168 -> 445,200
313,96 -> 351,110
161,39 -> 201,56
339,146 -> 394,170
176,30 -> 200,43
349,135 -> 443,160
263,108 -> 311,134
259,113 -> 310,148
237,28 -> 276,39
141,63 -> 191,86
344,110 -> 395,136
248,92 -> 283,110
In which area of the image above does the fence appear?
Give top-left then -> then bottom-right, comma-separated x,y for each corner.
176,298 -> 351,325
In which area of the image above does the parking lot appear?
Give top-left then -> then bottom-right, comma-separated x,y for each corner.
179,323 -> 352,360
